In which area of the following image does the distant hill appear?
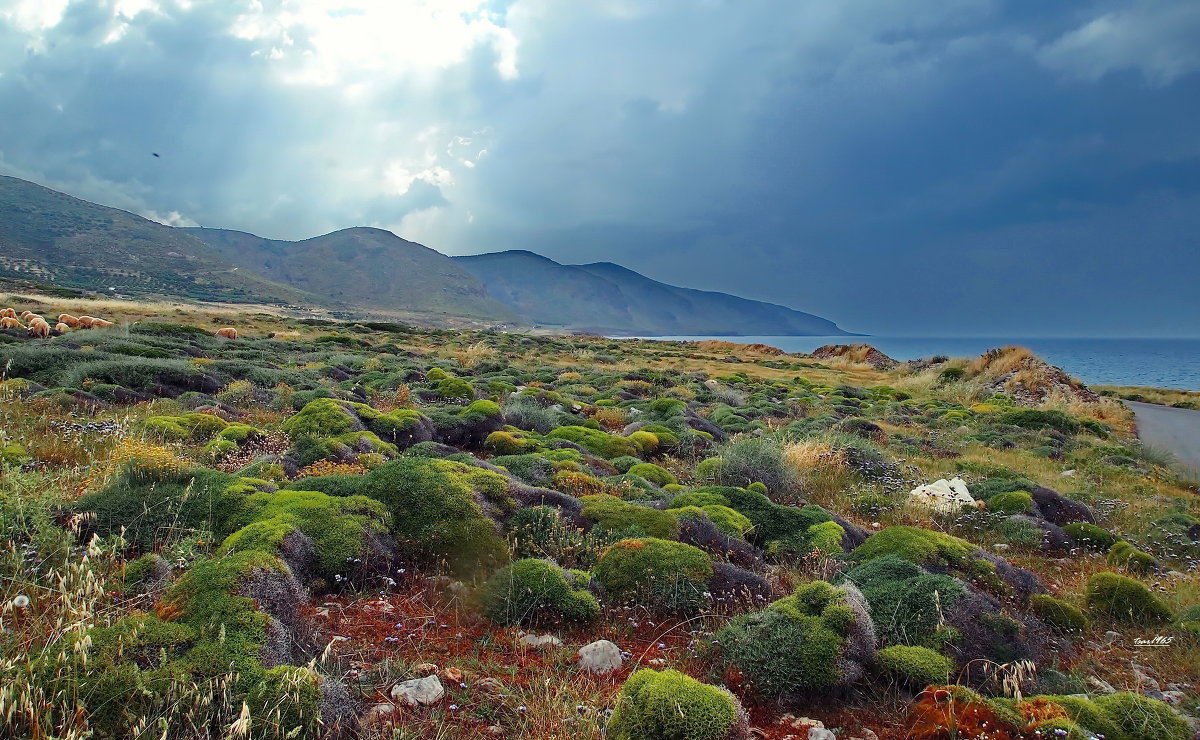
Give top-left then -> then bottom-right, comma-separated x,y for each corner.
454,250 -> 848,336
0,176 -> 846,334
183,227 -> 516,321
0,176 -> 311,305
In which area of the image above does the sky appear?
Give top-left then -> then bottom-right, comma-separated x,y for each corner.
1,0 -> 1198,336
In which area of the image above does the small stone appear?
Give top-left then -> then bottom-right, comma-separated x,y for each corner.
1087,676 -> 1117,695
1160,690 -> 1185,705
809,729 -> 837,740
1133,668 -> 1161,692
363,704 -> 394,725
992,543 -> 1010,551
790,717 -> 823,730
441,667 -> 464,683
647,658 -> 667,667
578,639 -> 623,675
390,675 -> 444,707
858,731 -> 879,740
1103,630 -> 1121,644
414,663 -> 438,676
1061,469 -> 1076,477
519,633 -> 562,649
475,677 -> 507,696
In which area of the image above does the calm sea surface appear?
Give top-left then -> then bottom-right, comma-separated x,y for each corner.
634,336 -> 1200,391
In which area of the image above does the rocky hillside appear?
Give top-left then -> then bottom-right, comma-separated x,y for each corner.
0,176 -> 311,305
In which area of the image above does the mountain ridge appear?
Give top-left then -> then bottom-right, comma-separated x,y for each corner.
0,175 -> 848,335
455,250 -> 849,336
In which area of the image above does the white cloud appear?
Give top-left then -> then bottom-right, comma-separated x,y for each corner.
228,0 -> 519,86
1038,3 -> 1200,86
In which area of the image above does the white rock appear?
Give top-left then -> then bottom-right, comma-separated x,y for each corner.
518,633 -> 562,649
577,639 -> 623,675
809,729 -> 837,740
390,675 -> 445,707
907,477 -> 977,515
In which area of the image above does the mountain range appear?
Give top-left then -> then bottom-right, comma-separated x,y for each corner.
0,175 -> 848,335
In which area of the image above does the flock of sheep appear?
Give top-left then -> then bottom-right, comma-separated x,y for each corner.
1,306 -> 240,340
0,307 -> 113,337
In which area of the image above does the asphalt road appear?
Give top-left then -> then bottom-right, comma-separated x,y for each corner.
1127,400 -> 1200,477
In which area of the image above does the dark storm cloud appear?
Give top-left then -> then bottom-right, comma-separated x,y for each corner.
1,0 -> 1197,335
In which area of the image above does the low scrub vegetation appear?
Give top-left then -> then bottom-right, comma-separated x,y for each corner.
0,298 -> 1196,739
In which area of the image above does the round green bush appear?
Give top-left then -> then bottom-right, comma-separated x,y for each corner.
1106,540 -> 1157,574
717,581 -> 863,698
481,559 -> 599,626
806,520 -> 845,554
593,538 -> 712,614
609,455 -> 642,473
987,490 -> 1033,515
1084,572 -> 1173,624
876,645 -> 954,687
627,463 -> 677,487
607,669 -> 741,740
1030,594 -> 1088,634
1063,522 -> 1118,551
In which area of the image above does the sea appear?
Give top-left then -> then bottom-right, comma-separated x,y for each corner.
633,336 -> 1200,391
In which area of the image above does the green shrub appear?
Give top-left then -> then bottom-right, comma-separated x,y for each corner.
876,645 -> 954,687
806,520 -> 845,554
712,485 -> 834,556
76,468 -> 250,550
436,375 -> 475,400
1092,692 -> 1191,740
160,550 -> 287,677
1063,522 -> 1118,551
987,490 -> 1033,515
580,495 -> 679,539
485,430 -> 542,455
1084,572 -> 1173,624
481,558 -> 599,626
607,669 -> 741,740
850,525 -> 974,570
717,581 -> 860,698
839,555 -> 965,647
669,504 -> 752,539
546,426 -> 639,459
1042,695 -> 1122,739
701,436 -> 797,494
144,412 -> 229,441
994,516 -> 1045,548
218,489 -> 389,578
281,398 -> 404,465
593,538 -> 712,614
247,666 -> 322,738
997,409 -> 1081,434
508,506 -> 603,569
1107,540 -> 1157,574
627,462 -> 677,486
1030,594 -> 1088,635
291,457 -> 511,574
491,454 -> 556,486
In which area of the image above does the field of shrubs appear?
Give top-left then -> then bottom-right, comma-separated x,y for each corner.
1,292 -> 1197,740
